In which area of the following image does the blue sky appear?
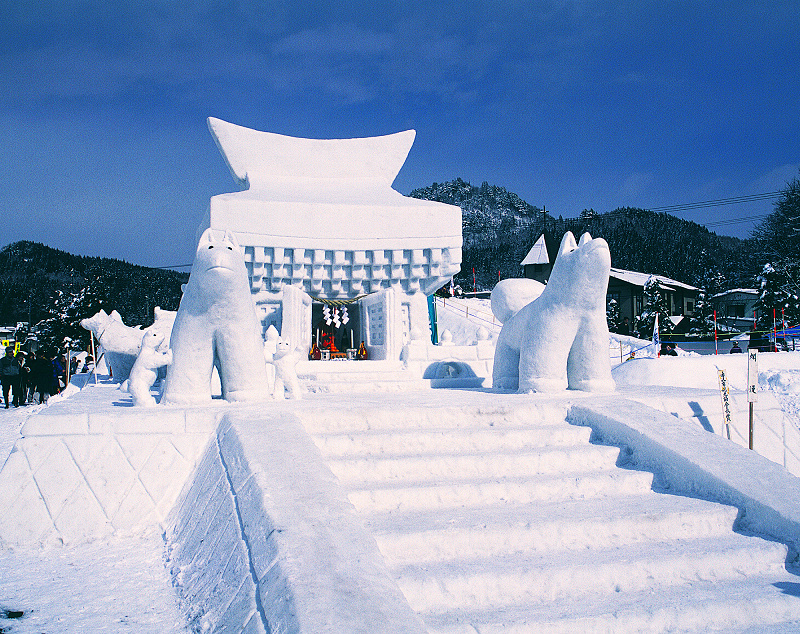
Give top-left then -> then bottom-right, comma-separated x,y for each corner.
2,0 -> 798,268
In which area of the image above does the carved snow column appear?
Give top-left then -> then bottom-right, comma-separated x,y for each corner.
360,288 -> 402,360
280,285 -> 313,354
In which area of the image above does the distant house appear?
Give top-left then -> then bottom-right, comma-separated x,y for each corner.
607,269 -> 699,330
520,234 -> 551,284
520,235 -> 700,330
710,289 -> 759,332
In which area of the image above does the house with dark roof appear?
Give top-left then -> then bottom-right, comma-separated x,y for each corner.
710,289 -> 759,332
520,234 -> 700,330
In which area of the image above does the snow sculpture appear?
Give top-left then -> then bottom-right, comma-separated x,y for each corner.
269,339 -> 302,400
162,229 -> 270,404
200,117 -> 463,357
492,232 -> 615,393
491,278 -> 545,324
80,307 -> 176,380
126,331 -> 172,407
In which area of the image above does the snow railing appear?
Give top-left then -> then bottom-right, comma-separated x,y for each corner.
435,297 -> 501,333
568,398 -> 800,561
166,408 -> 426,634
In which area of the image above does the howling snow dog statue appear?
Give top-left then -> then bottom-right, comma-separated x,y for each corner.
492,231 -> 615,393
161,229 -> 270,404
126,331 -> 173,407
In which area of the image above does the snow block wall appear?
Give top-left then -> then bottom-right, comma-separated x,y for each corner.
0,389 -> 216,548
568,398 -> 800,558
166,409 -> 427,634
402,335 -> 494,388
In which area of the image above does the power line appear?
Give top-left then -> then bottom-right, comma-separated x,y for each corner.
647,191 -> 781,213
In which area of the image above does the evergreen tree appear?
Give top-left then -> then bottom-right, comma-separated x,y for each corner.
606,297 -> 621,333
35,281 -> 108,353
755,261 -> 800,330
751,172 -> 800,331
635,276 -> 674,338
689,289 -> 715,335
752,171 -> 800,262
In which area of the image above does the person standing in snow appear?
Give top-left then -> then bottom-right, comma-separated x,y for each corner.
31,351 -> 57,404
1,346 -> 21,408
16,351 -> 31,405
620,317 -> 631,336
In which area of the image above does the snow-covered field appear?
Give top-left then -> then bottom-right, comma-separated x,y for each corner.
1,306 -> 800,631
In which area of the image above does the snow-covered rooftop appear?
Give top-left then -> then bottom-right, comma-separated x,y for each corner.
609,267 -> 699,291
520,234 -> 549,266
711,288 -> 759,299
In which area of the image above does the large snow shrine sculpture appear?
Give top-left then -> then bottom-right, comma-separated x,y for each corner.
162,229 -> 270,405
199,118 -> 462,360
492,232 -> 615,393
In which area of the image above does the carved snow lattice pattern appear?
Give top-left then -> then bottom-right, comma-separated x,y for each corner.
244,246 -> 461,298
0,431 -> 209,546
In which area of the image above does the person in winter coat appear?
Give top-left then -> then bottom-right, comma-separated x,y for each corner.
16,352 -> 31,405
1,347 -> 21,408
31,351 -> 56,404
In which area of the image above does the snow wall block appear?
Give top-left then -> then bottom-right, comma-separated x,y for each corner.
568,398 -> 800,559
0,403 -> 217,548
166,408 -> 427,634
402,338 -> 494,388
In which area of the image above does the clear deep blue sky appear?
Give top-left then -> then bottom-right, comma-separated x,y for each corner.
2,1 -> 798,268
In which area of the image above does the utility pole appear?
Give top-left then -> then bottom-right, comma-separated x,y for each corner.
541,206 -> 547,237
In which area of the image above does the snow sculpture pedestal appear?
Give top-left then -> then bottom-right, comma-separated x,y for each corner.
492,232 -> 615,392
0,383 -> 216,548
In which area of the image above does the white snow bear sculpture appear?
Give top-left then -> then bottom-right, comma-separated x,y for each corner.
269,338 -> 302,400
492,231 -> 615,393
127,331 -> 173,407
161,229 -> 270,404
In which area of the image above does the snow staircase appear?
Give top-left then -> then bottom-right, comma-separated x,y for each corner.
299,403 -> 800,632
296,360 -> 428,394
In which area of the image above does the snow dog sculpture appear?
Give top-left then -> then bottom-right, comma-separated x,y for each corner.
126,331 -> 173,407
492,231 -> 615,393
162,229 -> 270,404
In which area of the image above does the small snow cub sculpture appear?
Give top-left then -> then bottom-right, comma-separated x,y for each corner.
270,339 -> 302,400
492,231 -> 615,393
128,331 -> 173,407
162,229 -> 270,404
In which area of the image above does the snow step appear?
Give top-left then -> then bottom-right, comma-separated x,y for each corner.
311,425 -> 592,458
328,444 -> 622,486
393,534 -> 788,613
368,493 -> 740,564
420,572 -> 800,633
297,404 -> 570,434
347,468 -> 655,513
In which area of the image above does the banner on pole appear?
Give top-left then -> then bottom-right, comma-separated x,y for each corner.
652,314 -> 660,356
717,368 -> 732,440
747,349 -> 758,403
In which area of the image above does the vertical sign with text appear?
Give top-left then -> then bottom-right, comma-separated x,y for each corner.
747,349 -> 758,402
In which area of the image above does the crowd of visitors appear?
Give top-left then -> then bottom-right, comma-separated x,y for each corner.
1,346 -> 68,408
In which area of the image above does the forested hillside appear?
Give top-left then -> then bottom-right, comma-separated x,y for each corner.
0,241 -> 187,348
410,179 -> 758,293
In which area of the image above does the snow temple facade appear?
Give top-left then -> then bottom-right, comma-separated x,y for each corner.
198,118 -> 463,360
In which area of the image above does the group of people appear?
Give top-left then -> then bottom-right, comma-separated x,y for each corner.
0,347 -> 66,408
